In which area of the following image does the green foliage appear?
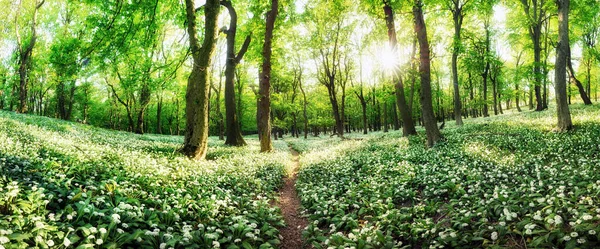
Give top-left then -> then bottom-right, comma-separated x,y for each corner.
292,105 -> 600,248
0,111 -> 287,248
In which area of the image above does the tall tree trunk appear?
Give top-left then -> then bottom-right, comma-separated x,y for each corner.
157,94 -> 163,134
414,0 -> 442,147
392,99 -> 399,130
531,27 -> 544,111
236,70 -> 244,129
482,21 -> 490,117
361,100 -> 368,134
258,0 -> 278,152
182,0 -> 220,159
299,70 -> 309,139
529,87 -> 534,109
0,74 -> 5,110
222,1 -> 251,146
175,97 -> 180,135
450,0 -> 464,125
16,0 -> 45,113
384,0 -> 417,136
586,57 -> 592,96
135,82 -> 151,134
555,0 -> 573,131
383,102 -> 389,132
515,52 -> 522,112
492,74 -> 498,115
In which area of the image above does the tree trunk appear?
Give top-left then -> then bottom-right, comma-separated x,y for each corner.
414,0 -> 442,147
384,1 -> 417,136
392,99 -> 400,130
258,0 -> 278,152
533,33 -> 544,111
157,94 -> 163,134
482,21 -> 490,117
16,0 -> 45,113
492,73 -> 498,115
222,1 -> 251,146
566,48 -> 593,105
135,82 -> 151,134
182,0 -> 220,159
555,0 -> 573,131
451,2 -> 464,125
299,71 -> 308,139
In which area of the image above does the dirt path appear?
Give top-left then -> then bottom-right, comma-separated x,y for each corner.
277,147 -> 309,249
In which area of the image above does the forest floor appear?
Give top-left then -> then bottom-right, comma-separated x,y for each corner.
3,104 -> 600,249
276,148 -> 309,249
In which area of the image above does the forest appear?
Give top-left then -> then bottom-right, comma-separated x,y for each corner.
1,0 -> 600,248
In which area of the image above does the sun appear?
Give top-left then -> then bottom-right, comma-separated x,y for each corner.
376,44 -> 400,73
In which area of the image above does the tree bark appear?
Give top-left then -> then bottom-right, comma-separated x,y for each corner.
566,47 -> 593,105
555,0 -> 573,131
258,0 -> 278,152
414,0 -> 442,147
298,67 -> 309,139
182,0 -> 220,159
16,0 -> 45,113
482,20 -> 491,117
222,0 -> 251,146
450,0 -> 465,125
515,52 -> 523,112
392,98 -> 400,130
157,94 -> 163,134
384,0 -> 417,136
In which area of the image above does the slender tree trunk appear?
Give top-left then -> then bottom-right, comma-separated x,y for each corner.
515,53 -> 522,112
299,73 -> 308,139
222,1 -> 251,146
414,0 -> 442,147
157,94 -> 163,134
533,34 -> 544,111
182,0 -> 220,159
555,0 -> 572,131
383,102 -> 389,132
361,100 -> 368,134
529,87 -> 534,109
451,2 -> 464,125
586,57 -> 592,96
482,21 -> 490,117
384,1 -> 417,136
392,99 -> 400,130
492,74 -> 498,115
258,0 -> 278,152
516,83 -> 522,112
566,48 -> 593,105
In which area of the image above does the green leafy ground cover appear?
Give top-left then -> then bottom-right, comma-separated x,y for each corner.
0,112 -> 287,249
291,105 -> 600,249
3,105 -> 600,249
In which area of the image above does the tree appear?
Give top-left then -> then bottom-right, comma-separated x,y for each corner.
383,0 -> 417,136
518,0 -> 549,111
414,0 -> 442,147
221,0 -> 251,146
554,0 -> 573,130
258,0 -> 278,152
446,0 -> 474,125
181,0 -> 221,159
15,0 -> 46,113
